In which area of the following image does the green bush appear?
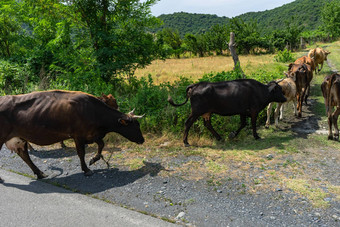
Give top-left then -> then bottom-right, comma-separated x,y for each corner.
274,49 -> 294,63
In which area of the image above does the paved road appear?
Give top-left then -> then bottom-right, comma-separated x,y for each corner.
0,169 -> 177,227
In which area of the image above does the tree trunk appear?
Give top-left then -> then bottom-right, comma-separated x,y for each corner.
228,32 -> 244,78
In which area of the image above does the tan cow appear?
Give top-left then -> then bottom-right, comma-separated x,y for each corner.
265,77 -> 297,128
307,47 -> 330,74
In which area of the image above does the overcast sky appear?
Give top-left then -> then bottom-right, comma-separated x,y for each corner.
150,0 -> 296,18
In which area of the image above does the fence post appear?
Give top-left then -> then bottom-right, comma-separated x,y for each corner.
228,32 -> 245,78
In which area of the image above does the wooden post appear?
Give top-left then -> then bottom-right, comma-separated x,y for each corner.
228,32 -> 245,78
300,37 -> 306,49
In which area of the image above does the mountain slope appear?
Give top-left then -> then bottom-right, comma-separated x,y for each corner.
155,0 -> 331,36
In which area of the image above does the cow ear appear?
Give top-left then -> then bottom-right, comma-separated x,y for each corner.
118,118 -> 128,126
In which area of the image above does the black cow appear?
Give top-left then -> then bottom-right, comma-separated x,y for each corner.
0,90 -> 144,179
168,79 -> 286,146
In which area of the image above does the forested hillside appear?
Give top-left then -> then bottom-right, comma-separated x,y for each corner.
156,12 -> 229,36
155,0 -> 332,37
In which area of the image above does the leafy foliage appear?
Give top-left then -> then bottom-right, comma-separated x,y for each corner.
274,49 -> 295,63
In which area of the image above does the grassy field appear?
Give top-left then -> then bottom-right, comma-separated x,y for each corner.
134,54 -> 289,84
100,41 -> 340,208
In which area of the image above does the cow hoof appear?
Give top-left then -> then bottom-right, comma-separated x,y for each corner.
328,135 -> 333,140
84,170 -> 94,176
0,177 -> 3,183
297,113 -> 302,118
334,135 -> 339,141
89,155 -> 103,166
265,125 -> 269,129
254,135 -> 261,140
184,143 -> 190,147
37,172 -> 48,179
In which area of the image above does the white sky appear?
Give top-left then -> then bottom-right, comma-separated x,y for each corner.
150,0 -> 296,18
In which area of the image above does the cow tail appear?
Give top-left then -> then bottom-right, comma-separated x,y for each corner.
168,85 -> 194,107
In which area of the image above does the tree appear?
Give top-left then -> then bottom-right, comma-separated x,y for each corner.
184,33 -> 208,57
205,24 -> 228,55
157,28 -> 183,58
321,0 -> 340,39
228,18 -> 263,54
66,0 -> 161,81
0,1 -> 21,58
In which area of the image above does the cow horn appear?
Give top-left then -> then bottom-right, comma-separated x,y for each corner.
128,108 -> 135,115
131,114 -> 145,119
276,78 -> 284,83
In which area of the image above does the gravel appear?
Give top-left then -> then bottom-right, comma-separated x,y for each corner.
0,143 -> 339,227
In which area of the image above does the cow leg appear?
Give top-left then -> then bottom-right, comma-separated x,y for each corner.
16,145 -> 47,179
60,141 -> 67,149
328,109 -> 334,140
89,139 -> 105,166
318,62 -> 323,73
250,112 -> 260,140
304,85 -> 311,105
265,102 -> 273,128
74,139 -> 92,176
0,142 -> 3,183
275,103 -> 283,127
292,100 -> 297,116
183,113 -> 199,147
203,116 -> 222,141
229,115 -> 247,139
332,107 -> 340,140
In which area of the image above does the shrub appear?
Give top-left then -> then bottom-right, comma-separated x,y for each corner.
274,49 -> 294,63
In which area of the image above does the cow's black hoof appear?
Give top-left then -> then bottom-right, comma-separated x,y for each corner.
37,172 -> 48,179
184,143 -> 190,147
84,170 -> 94,176
334,135 -> 339,141
328,135 -> 333,140
0,177 -> 3,183
265,125 -> 269,129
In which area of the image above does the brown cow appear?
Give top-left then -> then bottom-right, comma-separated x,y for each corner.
57,93 -> 119,150
265,77 -> 297,128
27,93 -> 119,151
0,90 -> 144,179
307,47 -> 331,74
321,73 -> 340,140
294,56 -> 315,105
294,56 -> 316,73
285,63 -> 313,117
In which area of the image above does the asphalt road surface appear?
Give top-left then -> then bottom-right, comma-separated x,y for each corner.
0,169 -> 177,227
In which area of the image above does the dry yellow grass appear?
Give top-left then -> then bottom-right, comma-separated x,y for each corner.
134,54 -> 278,84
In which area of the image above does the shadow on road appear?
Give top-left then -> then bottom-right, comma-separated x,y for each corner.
2,161 -> 166,194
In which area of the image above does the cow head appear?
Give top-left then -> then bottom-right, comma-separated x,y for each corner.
286,63 -> 306,82
116,110 -> 145,144
324,51 -> 331,60
267,81 -> 287,103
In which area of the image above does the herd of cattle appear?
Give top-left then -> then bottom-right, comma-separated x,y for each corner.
0,47 -> 338,181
